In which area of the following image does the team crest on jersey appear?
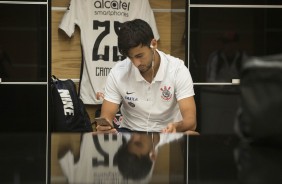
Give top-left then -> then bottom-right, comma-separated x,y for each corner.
160,86 -> 172,101
113,114 -> 123,126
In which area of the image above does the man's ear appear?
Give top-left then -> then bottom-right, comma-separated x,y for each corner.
149,150 -> 157,161
150,39 -> 158,49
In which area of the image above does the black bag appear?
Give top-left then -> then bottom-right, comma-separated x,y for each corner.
50,75 -> 92,132
235,54 -> 282,144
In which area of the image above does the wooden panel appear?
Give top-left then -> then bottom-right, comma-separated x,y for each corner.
151,0 -> 185,9
171,12 -> 186,61
171,0 -> 186,9
149,0 -> 171,9
155,12 -> 171,54
51,11 -> 82,79
52,0 -> 70,7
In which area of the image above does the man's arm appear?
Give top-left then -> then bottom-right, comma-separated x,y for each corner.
163,96 -> 196,132
96,99 -> 120,133
176,96 -> 197,131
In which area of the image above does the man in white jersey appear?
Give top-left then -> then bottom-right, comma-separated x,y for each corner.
96,19 -> 197,133
59,0 -> 159,105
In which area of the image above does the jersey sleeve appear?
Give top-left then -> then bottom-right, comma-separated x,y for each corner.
104,70 -> 122,105
139,0 -> 160,40
175,62 -> 195,100
58,0 -> 78,37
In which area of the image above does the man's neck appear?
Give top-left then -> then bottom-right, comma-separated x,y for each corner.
142,51 -> 160,83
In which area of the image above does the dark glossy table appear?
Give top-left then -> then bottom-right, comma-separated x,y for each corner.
0,133 -> 46,184
50,133 -> 282,184
0,133 -> 281,183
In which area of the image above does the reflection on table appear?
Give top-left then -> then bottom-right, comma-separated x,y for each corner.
51,132 -> 187,184
50,133 -> 282,184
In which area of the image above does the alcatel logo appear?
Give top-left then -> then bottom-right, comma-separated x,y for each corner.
94,0 -> 130,11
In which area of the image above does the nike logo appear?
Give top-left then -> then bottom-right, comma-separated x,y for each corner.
126,91 -> 135,95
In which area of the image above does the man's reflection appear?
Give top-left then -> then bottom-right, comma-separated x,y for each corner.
114,133 -> 185,181
56,132 -> 185,184
114,133 -> 157,181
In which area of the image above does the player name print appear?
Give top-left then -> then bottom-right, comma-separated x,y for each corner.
96,67 -> 111,76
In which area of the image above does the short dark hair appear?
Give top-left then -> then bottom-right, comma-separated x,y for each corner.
118,19 -> 154,56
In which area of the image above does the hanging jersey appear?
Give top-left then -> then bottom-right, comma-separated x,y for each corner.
59,0 -> 160,104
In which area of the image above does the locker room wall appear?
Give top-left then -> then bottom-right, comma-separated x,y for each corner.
51,0 -> 186,122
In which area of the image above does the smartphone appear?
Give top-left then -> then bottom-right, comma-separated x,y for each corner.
94,117 -> 113,128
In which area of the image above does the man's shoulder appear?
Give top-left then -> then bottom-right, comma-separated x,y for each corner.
159,51 -> 184,64
159,52 -> 186,72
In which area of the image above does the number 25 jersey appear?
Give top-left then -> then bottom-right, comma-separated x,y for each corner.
59,0 -> 160,104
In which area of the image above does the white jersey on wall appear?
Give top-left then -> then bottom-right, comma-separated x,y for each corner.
59,0 -> 160,104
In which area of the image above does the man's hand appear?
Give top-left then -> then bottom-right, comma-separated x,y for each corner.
95,125 -> 118,134
96,92 -> 104,100
162,123 -> 177,133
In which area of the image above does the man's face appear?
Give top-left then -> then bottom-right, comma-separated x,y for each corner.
127,44 -> 154,74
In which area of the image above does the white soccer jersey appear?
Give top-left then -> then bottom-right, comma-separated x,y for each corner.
104,50 -> 195,132
59,0 -> 160,104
